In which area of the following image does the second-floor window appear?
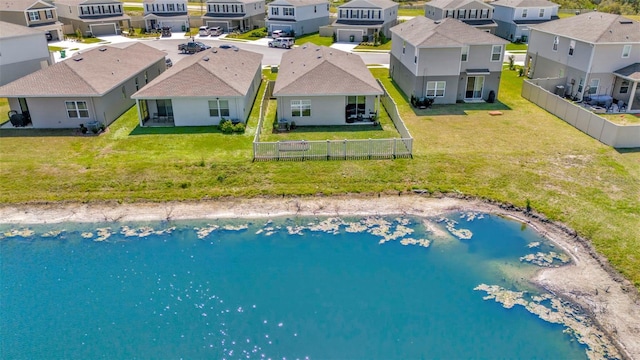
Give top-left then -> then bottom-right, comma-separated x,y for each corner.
283,7 -> 294,16
271,7 -> 279,16
491,45 -> 502,61
552,36 -> 558,51
622,45 -> 631,58
522,9 -> 527,18
461,45 -> 469,62
469,9 -> 477,18
457,9 -> 466,19
28,11 -> 40,21
167,4 -> 175,11
480,9 -> 488,18
45,9 -> 54,19
569,40 -> 575,56
539,8 -> 544,17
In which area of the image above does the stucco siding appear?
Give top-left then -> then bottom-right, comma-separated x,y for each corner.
390,54 -> 418,99
591,43 -> 640,74
168,97 -> 242,126
23,96 -> 97,128
465,44 -> 503,71
418,48 -> 461,76
0,11 -> 29,26
417,75 -> 459,104
276,96 -> 343,126
528,30 -> 592,73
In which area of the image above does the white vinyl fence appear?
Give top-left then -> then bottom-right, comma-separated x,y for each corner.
522,78 -> 640,148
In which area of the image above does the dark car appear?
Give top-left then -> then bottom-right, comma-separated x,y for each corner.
165,58 -> 173,68
45,31 -> 52,41
194,41 -> 211,51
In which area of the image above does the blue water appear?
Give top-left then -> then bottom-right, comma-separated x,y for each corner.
1,213 -> 588,359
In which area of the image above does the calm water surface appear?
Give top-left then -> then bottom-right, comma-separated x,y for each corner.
1,213 -> 587,359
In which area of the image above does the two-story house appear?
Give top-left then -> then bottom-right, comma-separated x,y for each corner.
202,0 -> 265,32
266,0 -> 330,37
55,0 -> 131,36
0,21 -> 52,86
331,0 -> 398,43
526,13 -> 640,111
491,0 -> 559,43
142,0 -> 189,32
0,0 -> 64,40
425,0 -> 497,33
390,17 -> 507,104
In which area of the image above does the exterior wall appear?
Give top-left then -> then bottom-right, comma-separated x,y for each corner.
390,34 -> 418,75
0,11 -> 30,26
527,29 -> 592,75
145,15 -> 189,31
11,96 -> 98,128
0,33 -> 51,86
424,5 -> 444,20
267,3 -> 330,35
276,95 -> 377,126
165,97 -> 242,126
390,54 -> 418,98
464,43 -> 504,71
143,0 -> 187,15
416,75 -> 459,104
493,18 -> 517,41
456,72 -> 501,101
591,43 -> 640,75
336,28 -> 365,42
418,47 -> 462,76
24,5 -> 59,27
267,15 -> 329,35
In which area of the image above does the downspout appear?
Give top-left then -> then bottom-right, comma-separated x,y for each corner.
581,43 -> 596,101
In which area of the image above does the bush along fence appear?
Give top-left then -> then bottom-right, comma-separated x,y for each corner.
252,80 -> 413,161
522,78 -> 640,148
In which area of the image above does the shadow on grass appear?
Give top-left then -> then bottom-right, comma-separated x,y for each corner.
0,127 -> 85,138
284,124 -> 383,134
386,77 -> 512,116
129,125 -> 222,135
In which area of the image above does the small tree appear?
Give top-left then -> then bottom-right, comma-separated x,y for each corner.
508,55 -> 515,70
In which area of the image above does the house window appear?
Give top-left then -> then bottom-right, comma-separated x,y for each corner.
45,9 -> 54,19
577,78 -> 584,93
469,9 -> 477,18
461,46 -> 469,62
588,79 -> 599,95
209,99 -> 230,117
314,5 -> 317,12
458,9 -> 466,19
402,41 -> 405,54
271,7 -> 279,15
569,40 -> 575,56
491,45 -> 502,62
622,45 -> 631,58
283,7 -> 294,16
552,36 -> 558,51
426,81 -> 446,97
522,9 -> 527,18
291,100 -> 311,117
539,8 -> 544,17
480,9 -> 488,18
65,101 -> 89,118
135,77 -> 139,91
167,3 -> 174,11
28,11 -> 40,21
145,71 -> 148,84
620,80 -> 629,94
347,96 -> 366,117
121,86 -> 126,99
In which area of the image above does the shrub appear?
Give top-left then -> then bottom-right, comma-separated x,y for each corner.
251,28 -> 267,38
219,119 -> 235,133
233,122 -> 246,133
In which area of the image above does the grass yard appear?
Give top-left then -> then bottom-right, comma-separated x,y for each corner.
295,32 -> 334,47
398,8 -> 425,17
48,46 -> 66,52
601,113 -> 640,125
1,66 -> 639,289
355,39 -> 392,51
506,43 -> 527,51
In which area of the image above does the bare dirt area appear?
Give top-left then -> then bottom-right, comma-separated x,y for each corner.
1,195 -> 638,359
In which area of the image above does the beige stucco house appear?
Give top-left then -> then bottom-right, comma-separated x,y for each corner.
0,0 -> 64,40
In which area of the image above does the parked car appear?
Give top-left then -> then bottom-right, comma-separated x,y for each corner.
198,26 -> 210,36
178,42 -> 205,54
271,30 -> 284,38
165,57 -> 173,68
209,26 -> 223,36
45,31 -> 52,41
194,41 -> 212,50
268,37 -> 294,49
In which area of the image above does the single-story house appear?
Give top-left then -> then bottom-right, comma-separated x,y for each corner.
131,46 -> 263,127
273,43 -> 383,126
0,42 -> 166,128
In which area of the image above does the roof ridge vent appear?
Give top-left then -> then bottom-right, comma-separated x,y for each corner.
203,57 -> 209,61
99,47 -> 107,51
74,57 -> 83,61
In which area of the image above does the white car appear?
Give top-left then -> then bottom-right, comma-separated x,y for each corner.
198,26 -> 210,36
271,30 -> 284,38
268,37 -> 294,49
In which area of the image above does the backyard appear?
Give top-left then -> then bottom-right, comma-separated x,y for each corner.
0,66 -> 639,289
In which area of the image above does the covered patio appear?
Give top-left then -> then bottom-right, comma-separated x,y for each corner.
613,63 -> 640,113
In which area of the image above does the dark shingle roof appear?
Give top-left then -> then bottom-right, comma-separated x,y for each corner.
530,12 -> 640,44
613,63 -> 640,81
0,42 -> 165,97
391,17 -> 507,47
273,43 -> 382,96
132,47 -> 263,98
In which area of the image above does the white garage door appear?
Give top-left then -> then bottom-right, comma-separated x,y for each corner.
337,29 -> 364,43
90,23 -> 117,36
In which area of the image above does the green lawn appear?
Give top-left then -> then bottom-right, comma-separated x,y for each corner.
506,43 -> 527,51
295,32 -> 333,47
64,35 -> 105,43
398,8 -> 425,17
355,39 -> 392,51
1,67 -> 639,289
601,113 -> 640,125
48,45 -> 66,52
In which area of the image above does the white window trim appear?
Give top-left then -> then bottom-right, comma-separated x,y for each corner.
461,45 -> 469,62
552,36 -> 558,51
622,44 -> 631,58
28,11 -> 40,21
491,45 -> 502,62
209,99 -> 230,117
568,40 -> 575,56
522,8 -> 527,18
65,100 -> 89,118
426,81 -> 446,97
588,78 -> 599,95
291,99 -> 311,117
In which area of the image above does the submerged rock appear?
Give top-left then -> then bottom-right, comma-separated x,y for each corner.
520,251 -> 571,267
399,238 -> 431,248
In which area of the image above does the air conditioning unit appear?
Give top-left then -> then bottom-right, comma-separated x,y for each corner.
555,85 -> 565,97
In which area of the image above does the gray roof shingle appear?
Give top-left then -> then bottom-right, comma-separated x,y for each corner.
0,42 -> 166,97
338,0 -> 397,10
613,63 -> 640,81
0,0 -> 53,11
132,47 -> 263,98
530,12 -> 640,44
490,0 -> 557,8
391,16 -> 507,47
0,20 -> 45,37
273,43 -> 382,96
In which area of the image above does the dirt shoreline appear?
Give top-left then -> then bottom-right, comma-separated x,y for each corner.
1,195 -> 638,359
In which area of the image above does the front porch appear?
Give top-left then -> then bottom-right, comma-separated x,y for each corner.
613,63 -> 640,113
